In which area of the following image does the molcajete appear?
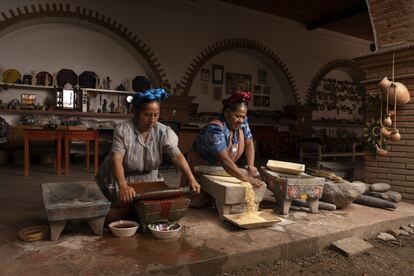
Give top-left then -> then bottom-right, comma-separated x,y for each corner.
130,181 -> 190,231
260,167 -> 324,215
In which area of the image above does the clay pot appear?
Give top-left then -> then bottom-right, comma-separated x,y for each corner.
375,144 -> 388,156
390,130 -> 401,141
383,115 -> 392,127
378,76 -> 392,91
381,127 -> 392,138
387,82 -> 411,106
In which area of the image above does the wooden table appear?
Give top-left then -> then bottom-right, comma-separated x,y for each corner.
24,129 -> 63,177
64,130 -> 99,175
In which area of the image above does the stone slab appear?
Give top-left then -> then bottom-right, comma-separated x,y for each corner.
41,181 -> 111,221
200,174 -> 267,205
331,237 -> 373,257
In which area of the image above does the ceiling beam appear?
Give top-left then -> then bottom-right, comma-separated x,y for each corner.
306,2 -> 367,30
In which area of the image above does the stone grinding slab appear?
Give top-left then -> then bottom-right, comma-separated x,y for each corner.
42,181 -> 111,221
200,175 -> 267,205
331,237 -> 373,257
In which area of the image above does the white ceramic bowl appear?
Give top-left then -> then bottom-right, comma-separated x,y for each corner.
148,222 -> 181,239
108,220 -> 139,237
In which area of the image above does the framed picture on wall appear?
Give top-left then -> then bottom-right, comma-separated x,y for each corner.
212,64 -> 224,84
262,86 -> 271,95
225,73 -> 251,94
201,69 -> 210,82
262,96 -> 270,107
253,85 -> 262,94
258,69 -> 268,84
213,86 -> 222,100
253,95 -> 262,106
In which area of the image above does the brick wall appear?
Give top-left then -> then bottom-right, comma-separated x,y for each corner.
355,48 -> 414,201
367,0 -> 414,48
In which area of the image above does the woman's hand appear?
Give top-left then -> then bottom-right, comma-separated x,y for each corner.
245,176 -> 265,187
119,184 -> 136,204
247,165 -> 259,177
188,178 -> 201,193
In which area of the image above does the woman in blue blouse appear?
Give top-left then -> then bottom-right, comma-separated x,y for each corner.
181,91 -> 263,205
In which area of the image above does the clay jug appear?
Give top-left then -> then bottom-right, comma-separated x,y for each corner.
375,144 -> 388,156
378,76 -> 392,91
383,115 -> 392,127
390,129 -> 401,141
388,82 -> 411,106
381,127 -> 392,138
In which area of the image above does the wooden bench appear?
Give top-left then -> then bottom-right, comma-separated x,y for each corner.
299,138 -> 365,162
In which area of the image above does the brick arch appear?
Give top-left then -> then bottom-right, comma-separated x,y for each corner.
305,59 -> 365,105
180,38 -> 299,104
0,3 -> 166,84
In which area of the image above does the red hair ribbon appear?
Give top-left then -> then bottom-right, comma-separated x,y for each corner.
222,91 -> 252,108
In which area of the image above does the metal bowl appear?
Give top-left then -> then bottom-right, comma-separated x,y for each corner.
148,222 -> 181,239
108,220 -> 139,238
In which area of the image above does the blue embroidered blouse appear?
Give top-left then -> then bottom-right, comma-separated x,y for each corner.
195,116 -> 253,163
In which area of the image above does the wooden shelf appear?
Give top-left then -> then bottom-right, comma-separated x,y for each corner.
0,109 -> 133,118
0,82 -> 56,90
312,121 -> 364,127
81,88 -> 135,95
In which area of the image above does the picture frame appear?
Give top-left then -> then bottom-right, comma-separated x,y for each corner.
258,69 -> 268,84
262,96 -> 270,107
212,64 -> 224,84
253,85 -> 262,94
201,69 -> 210,82
262,86 -> 271,95
225,73 -> 251,94
253,95 -> 262,106
21,93 -> 36,109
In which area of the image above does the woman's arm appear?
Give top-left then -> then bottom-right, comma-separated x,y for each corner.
244,139 -> 258,177
111,152 -> 136,203
171,153 -> 201,193
215,150 -> 263,186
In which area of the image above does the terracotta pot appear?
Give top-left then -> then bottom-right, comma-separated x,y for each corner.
390,130 -> 401,141
375,144 -> 388,156
383,116 -> 392,127
381,127 -> 392,138
388,82 -> 411,106
378,76 -> 392,91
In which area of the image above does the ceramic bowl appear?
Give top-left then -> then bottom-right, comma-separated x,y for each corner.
148,222 -> 181,239
108,220 -> 139,237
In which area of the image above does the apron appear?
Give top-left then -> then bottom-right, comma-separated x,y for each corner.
180,119 -> 245,206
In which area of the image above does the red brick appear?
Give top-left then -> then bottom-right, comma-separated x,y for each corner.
406,187 -> 414,193
391,146 -> 414,152
390,185 -> 406,193
365,161 -> 378,167
377,162 -> 406,168
377,173 -> 406,180
392,169 -> 414,175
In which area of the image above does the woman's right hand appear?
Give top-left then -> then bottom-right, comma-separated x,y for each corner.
245,176 -> 265,187
119,184 -> 136,204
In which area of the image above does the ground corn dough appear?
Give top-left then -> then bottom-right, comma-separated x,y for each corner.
235,182 -> 267,224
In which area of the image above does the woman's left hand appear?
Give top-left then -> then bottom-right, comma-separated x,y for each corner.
188,178 -> 201,194
247,165 -> 259,177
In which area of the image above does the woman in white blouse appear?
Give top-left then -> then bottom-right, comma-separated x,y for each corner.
96,88 -> 200,203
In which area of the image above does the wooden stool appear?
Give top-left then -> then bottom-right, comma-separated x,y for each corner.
64,130 -> 99,175
24,129 -> 62,177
